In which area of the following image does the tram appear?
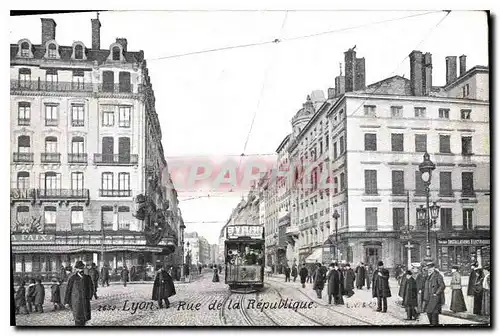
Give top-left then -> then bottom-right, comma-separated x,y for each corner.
224,225 -> 265,293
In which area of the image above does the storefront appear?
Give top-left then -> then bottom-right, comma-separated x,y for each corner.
437,237 -> 491,275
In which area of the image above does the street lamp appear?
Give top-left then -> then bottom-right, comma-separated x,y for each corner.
332,209 -> 340,261
418,152 -> 438,263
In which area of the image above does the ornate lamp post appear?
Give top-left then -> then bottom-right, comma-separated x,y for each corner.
418,153 -> 440,262
332,209 -> 340,261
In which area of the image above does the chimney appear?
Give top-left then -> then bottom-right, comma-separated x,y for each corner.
41,18 -> 56,45
409,50 -> 424,96
344,48 -> 356,92
423,52 -> 433,95
459,55 -> 467,77
91,16 -> 101,49
354,57 -> 366,91
445,56 -> 457,84
335,76 -> 345,96
116,38 -> 128,52
328,88 -> 335,99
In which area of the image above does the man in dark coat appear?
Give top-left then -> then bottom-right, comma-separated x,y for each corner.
402,270 -> 418,320
15,281 -> 28,314
121,266 -> 129,287
60,266 -> 67,282
327,262 -> 344,305
366,264 -> 373,290
372,261 -> 391,313
26,279 -> 36,313
34,278 -> 45,313
398,268 -> 408,304
291,265 -> 298,282
355,262 -> 366,289
101,264 -> 110,287
467,263 -> 484,315
299,263 -> 308,288
284,265 -> 291,282
50,278 -> 63,311
64,260 -> 94,326
88,263 -> 100,299
344,263 -> 356,297
422,262 -> 446,326
313,263 -> 327,299
413,266 -> 426,317
152,266 -> 176,309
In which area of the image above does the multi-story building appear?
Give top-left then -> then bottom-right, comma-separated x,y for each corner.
209,244 -> 218,265
10,17 -> 182,279
184,231 -> 201,266
262,170 -> 280,270
276,138 -> 291,268
199,236 -> 210,265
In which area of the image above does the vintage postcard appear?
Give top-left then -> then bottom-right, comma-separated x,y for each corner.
9,9 -> 490,327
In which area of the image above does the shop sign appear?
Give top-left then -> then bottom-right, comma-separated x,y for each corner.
438,239 -> 490,245
11,234 -> 55,243
227,225 -> 263,239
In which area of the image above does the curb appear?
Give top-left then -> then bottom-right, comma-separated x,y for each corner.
441,310 -> 490,324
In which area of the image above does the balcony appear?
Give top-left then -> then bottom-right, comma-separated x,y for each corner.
18,118 -> 30,126
36,189 -> 90,204
68,153 -> 88,164
13,152 -> 34,163
94,154 -> 138,166
45,119 -> 58,127
99,83 -> 133,94
41,152 -> 61,163
100,189 -> 132,197
10,80 -> 93,93
10,188 -> 35,204
461,190 -> 476,198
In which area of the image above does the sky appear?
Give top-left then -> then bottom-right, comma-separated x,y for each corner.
9,10 -> 489,244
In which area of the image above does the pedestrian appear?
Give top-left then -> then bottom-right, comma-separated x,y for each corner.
60,265 -> 67,283
449,265 -> 467,313
398,267 -> 408,306
366,264 -> 373,290
291,264 -> 298,282
212,266 -> 220,282
50,278 -> 63,311
284,265 -> 291,282
88,263 -> 100,299
372,261 -> 391,313
327,262 -> 344,305
299,263 -> 308,288
198,265 -> 202,275
355,262 -> 366,290
402,270 -> 418,320
121,266 -> 129,287
64,260 -> 93,326
130,266 -> 136,282
413,266 -> 425,318
15,281 -> 28,315
306,265 -> 313,283
422,262 -> 446,326
101,264 -> 110,287
218,264 -> 222,274
152,265 -> 176,309
467,263 -> 484,315
481,264 -> 490,316
312,262 -> 327,299
26,278 -> 36,313
343,263 -> 355,297
34,278 -> 45,313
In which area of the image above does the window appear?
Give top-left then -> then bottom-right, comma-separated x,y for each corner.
74,45 -> 83,59
393,208 -> 405,230
102,71 -> 114,92
42,172 -> 61,191
440,208 -> 452,231
102,111 -> 115,126
391,133 -> 404,152
391,106 -> 403,118
71,104 -> 85,126
364,105 -> 376,117
71,137 -> 84,153
439,135 -> 451,153
19,68 -> 31,87
72,70 -> 85,90
112,47 -> 121,61
118,137 -> 130,162
439,172 -> 453,196
44,206 -> 57,232
319,140 -> 323,155
392,170 -> 405,195
119,72 -> 131,93
461,136 -> 472,155
18,135 -> 30,153
18,102 -> 31,126
439,108 -> 450,119
339,109 -> 344,120
44,136 -> 58,153
460,109 -> 471,120
364,170 -> 378,195
463,209 -> 474,230
414,107 -> 426,118
365,208 -> 378,231
21,42 -> 30,57
101,206 -> 114,231
71,206 -> 84,231
119,106 -> 131,127
340,172 -> 345,191
333,177 -> 339,194
44,104 -> 58,126
48,43 -> 57,58
364,133 -> 377,151
333,142 -> 338,159
102,172 -> 113,190
462,84 -> 470,98
461,172 -> 475,196
415,171 -> 426,196
71,172 -> 84,191
16,206 -> 30,227
415,134 -> 427,153
17,172 -> 30,189
339,136 -> 345,154
118,206 -> 131,230
46,69 -> 58,89
102,137 -> 114,161
325,136 -> 329,150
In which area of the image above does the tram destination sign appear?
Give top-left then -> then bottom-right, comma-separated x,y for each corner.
227,225 -> 263,239
438,239 -> 490,245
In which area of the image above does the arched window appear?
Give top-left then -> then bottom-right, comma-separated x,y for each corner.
17,172 -> 30,189
45,136 -> 58,153
48,43 -> 57,58
71,137 -> 84,153
74,44 -> 83,59
21,42 -> 30,57
112,46 -> 121,61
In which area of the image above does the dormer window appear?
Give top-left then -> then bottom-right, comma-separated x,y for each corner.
48,43 -> 57,58
75,45 -> 83,59
112,47 -> 121,61
21,42 -> 30,57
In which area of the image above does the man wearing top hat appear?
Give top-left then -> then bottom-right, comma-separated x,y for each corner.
64,260 -> 94,326
422,262 -> 446,326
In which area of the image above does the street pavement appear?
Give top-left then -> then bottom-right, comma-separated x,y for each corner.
14,271 -> 488,327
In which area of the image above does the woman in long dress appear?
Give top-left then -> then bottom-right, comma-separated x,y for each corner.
449,265 -> 467,313
212,266 -> 220,282
481,264 -> 490,316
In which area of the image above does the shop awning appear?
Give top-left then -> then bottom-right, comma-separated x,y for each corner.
305,248 -> 323,264
11,245 -> 164,254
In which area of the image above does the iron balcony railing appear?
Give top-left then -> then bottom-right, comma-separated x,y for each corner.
18,118 -> 30,126
37,189 -> 90,199
98,83 -> 133,94
41,152 -> 61,163
94,154 -> 138,165
68,153 -> 88,164
99,189 -> 132,197
10,79 -> 93,92
13,152 -> 34,163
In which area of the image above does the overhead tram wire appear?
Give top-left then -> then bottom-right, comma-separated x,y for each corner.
146,11 -> 442,62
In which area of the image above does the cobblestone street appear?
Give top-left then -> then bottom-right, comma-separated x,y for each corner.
14,272 -> 487,327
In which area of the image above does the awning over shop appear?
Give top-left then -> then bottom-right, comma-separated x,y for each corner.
305,248 -> 323,264
12,245 -> 164,254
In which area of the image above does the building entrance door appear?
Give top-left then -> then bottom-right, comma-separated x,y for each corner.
365,245 -> 381,266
